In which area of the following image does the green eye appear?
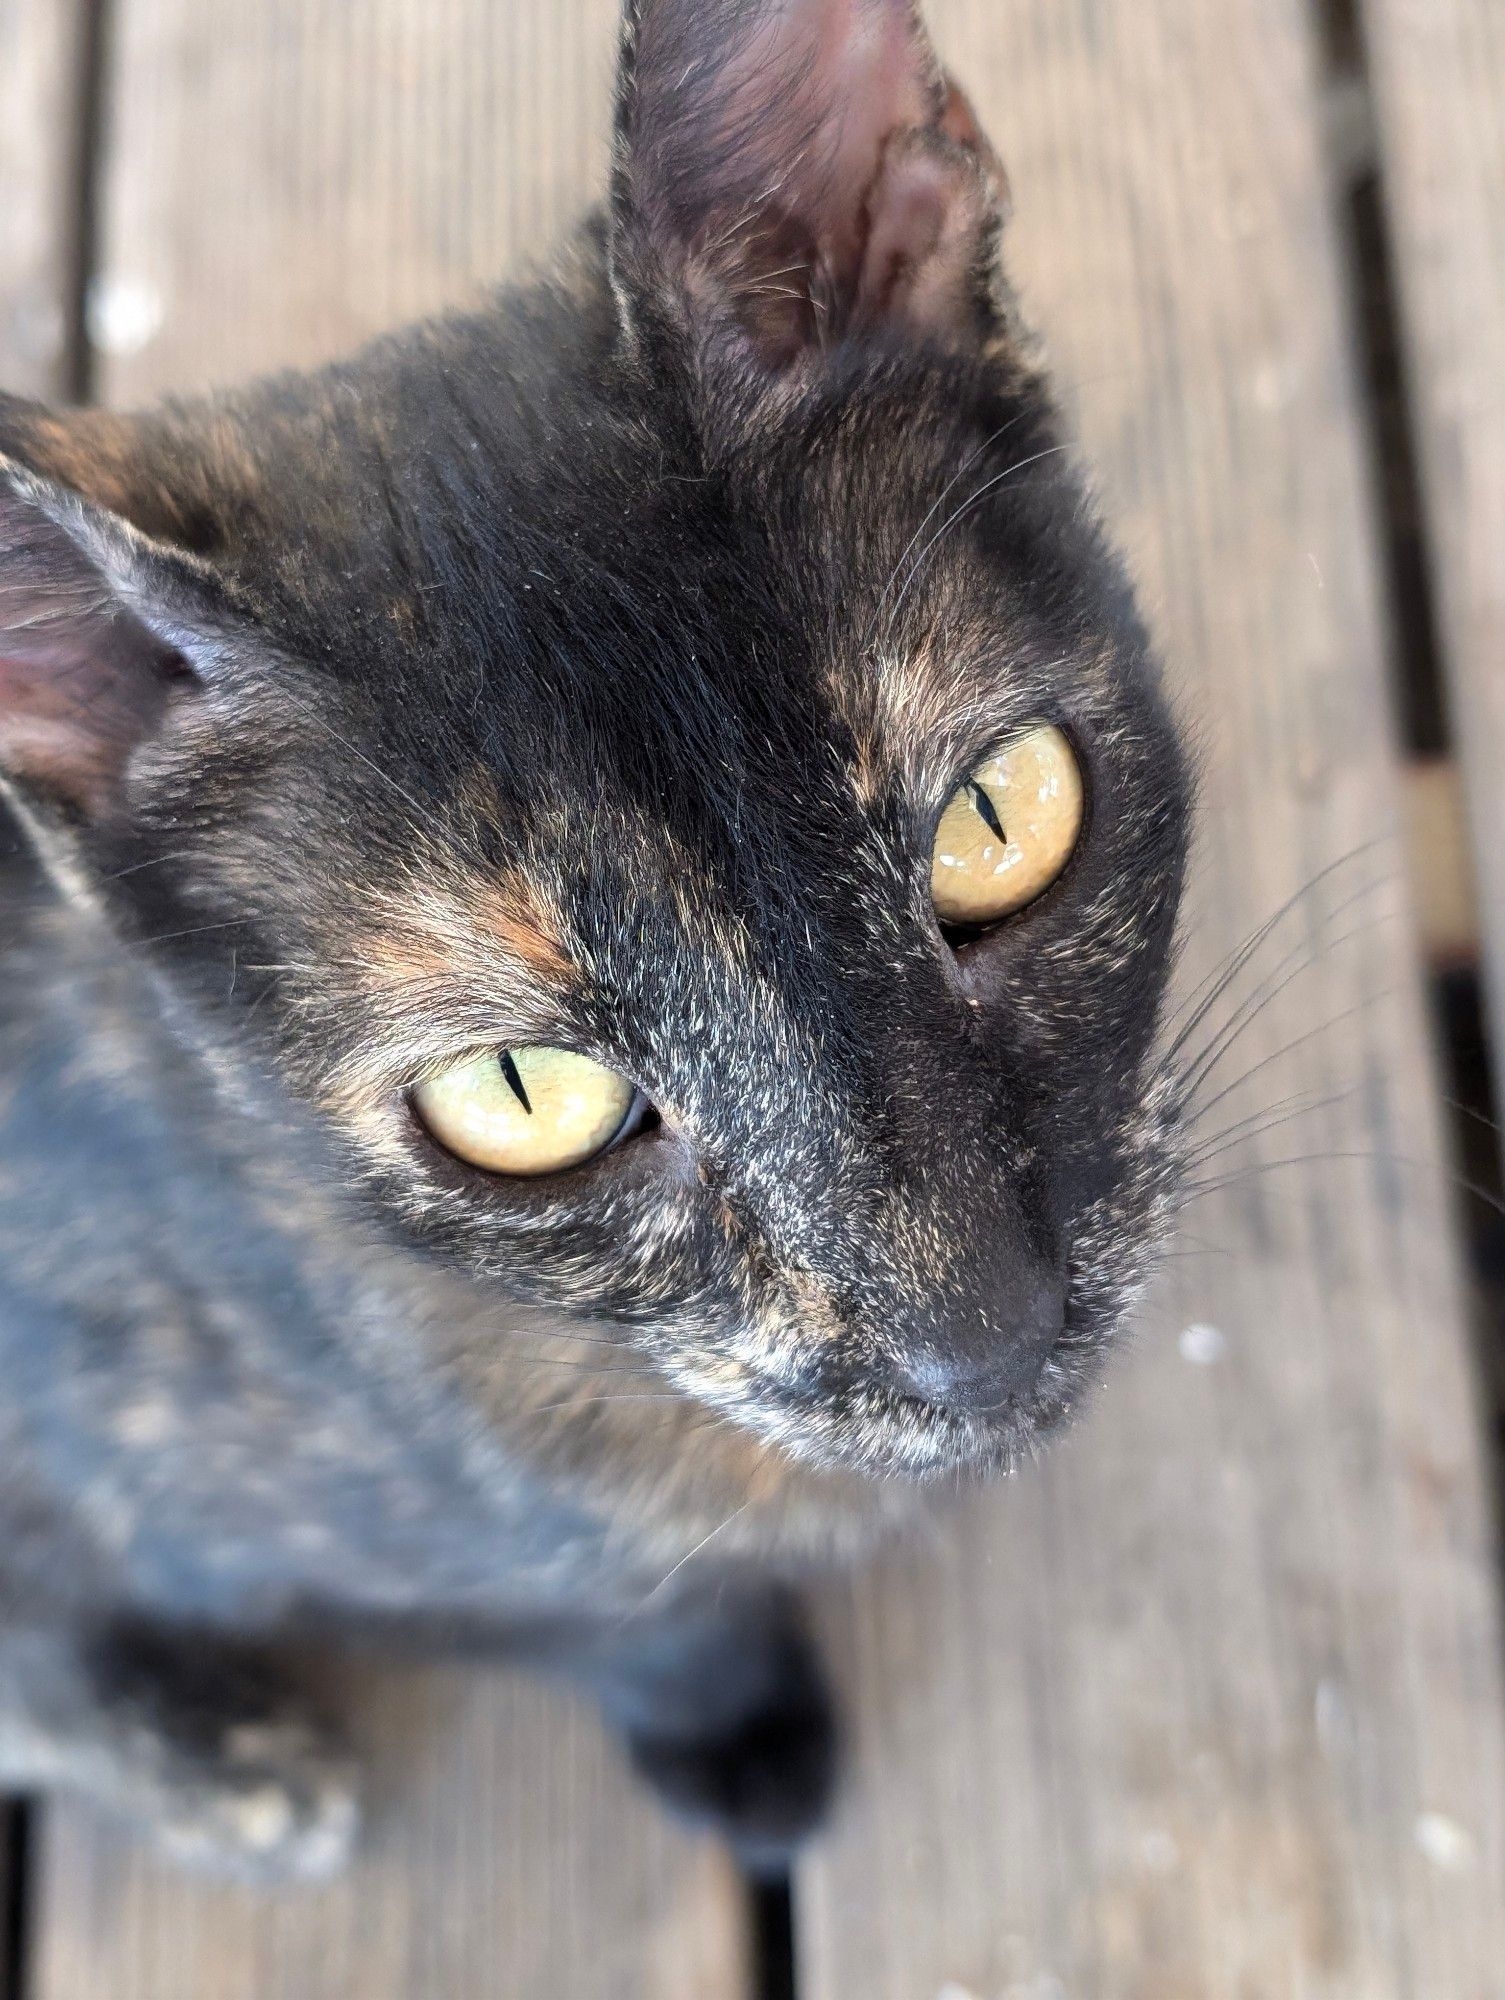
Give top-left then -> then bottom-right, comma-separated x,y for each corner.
931,723 -> 1084,927
413,1046 -> 637,1177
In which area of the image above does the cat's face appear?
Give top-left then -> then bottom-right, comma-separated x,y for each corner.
0,0 -> 1189,1480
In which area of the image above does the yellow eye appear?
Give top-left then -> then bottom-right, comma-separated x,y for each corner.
930,723 -> 1084,927
413,1046 -> 637,1177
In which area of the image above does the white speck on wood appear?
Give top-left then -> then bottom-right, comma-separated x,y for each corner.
1179,1322 -> 1226,1365
86,274 -> 165,355
1414,1812 -> 1477,1872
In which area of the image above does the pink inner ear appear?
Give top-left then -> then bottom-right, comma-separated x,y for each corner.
798,0 -> 939,266
854,133 -> 994,334
624,0 -> 1004,360
0,633 -> 158,817
0,495 -> 181,817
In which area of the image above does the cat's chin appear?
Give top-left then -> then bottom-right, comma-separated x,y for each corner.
698,1370 -> 1084,1485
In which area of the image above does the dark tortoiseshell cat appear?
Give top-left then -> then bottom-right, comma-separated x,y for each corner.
0,0 -> 1188,1875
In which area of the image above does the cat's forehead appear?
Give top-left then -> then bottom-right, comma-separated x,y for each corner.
184,334 -> 1164,996
279,348 -> 1119,803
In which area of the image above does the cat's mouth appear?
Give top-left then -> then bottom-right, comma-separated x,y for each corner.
664,1346 -> 1088,1482
647,1213 -> 1171,1477
795,1369 -> 1084,1481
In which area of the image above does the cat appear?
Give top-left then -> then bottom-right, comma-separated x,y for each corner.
0,0 -> 1190,1878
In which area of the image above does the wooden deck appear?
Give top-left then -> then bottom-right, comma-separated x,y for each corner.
3,0 -> 1505,1993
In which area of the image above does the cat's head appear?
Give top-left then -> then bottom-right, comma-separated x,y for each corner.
0,0 -> 1189,1480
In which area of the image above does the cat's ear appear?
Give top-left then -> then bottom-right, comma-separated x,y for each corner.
0,450 -> 229,821
611,0 -> 1010,365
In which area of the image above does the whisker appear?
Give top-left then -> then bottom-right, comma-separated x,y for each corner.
1187,990 -> 1395,1123
505,1327 -> 636,1350
1182,1089 -> 1354,1170
276,687 -> 445,844
1179,1147 -> 1505,1222
101,849 -> 196,882
1444,1096 -> 1504,1141
1164,841 -> 1391,1053
1166,1227 -> 1236,1256
883,445 -> 1070,637
1184,1078 -> 1331,1138
1177,915 -> 1398,1100
516,1357 -> 667,1377
532,1391 -> 689,1414
633,1500 -> 754,1617
864,412 -> 1034,647
1168,861 -> 1394,1069
1183,1085 -> 1350,1160
134,916 -> 249,948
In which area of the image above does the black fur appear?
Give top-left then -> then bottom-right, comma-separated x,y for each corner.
0,0 -> 1189,1871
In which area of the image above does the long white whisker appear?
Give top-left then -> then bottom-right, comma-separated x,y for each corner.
864,413 -> 1034,647
633,1500 -> 754,1617
1166,854 -> 1393,1062
1177,915 -> 1398,1100
883,445 -> 1070,637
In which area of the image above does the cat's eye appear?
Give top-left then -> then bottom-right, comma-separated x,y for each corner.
930,723 -> 1084,928
413,1046 -> 639,1177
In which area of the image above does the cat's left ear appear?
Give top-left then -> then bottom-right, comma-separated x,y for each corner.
0,453 -> 232,823
611,0 -> 1011,366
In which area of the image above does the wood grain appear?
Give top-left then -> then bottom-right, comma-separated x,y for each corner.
0,0 -> 85,400
1405,760 -> 1479,967
34,1670 -> 748,2000
797,1 -> 1505,1995
1357,0 -> 1505,1084
91,0 -> 621,403
30,5 -> 750,1998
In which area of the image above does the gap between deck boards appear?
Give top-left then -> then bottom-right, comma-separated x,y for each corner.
1310,0 -> 1505,1535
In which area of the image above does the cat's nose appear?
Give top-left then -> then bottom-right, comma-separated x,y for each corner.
889,1265 -> 1065,1418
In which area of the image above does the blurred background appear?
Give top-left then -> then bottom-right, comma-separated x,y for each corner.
2,1 -> 1504,1995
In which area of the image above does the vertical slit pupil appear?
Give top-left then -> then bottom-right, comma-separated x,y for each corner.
968,779 -> 1007,843
499,1051 -> 533,1114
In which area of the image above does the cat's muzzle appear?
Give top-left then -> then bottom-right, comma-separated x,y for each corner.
733,1312 -> 1070,1481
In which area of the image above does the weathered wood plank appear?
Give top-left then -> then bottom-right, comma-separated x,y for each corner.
1357,0 -> 1505,1082
90,0 -> 622,403
28,4 -> 750,1997
34,1671 -> 747,2000
0,0 -> 83,400
799,2 -> 1505,1995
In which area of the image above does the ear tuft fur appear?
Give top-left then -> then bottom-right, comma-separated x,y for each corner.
0,459 -> 210,819
613,0 -> 1009,365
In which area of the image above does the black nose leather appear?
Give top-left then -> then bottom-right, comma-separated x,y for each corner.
890,1264 -> 1064,1417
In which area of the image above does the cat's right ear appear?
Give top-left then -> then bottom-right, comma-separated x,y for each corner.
0,451 -> 230,824
610,0 -> 1011,367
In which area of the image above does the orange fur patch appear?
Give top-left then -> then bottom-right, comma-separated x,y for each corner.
307,852 -> 577,1131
